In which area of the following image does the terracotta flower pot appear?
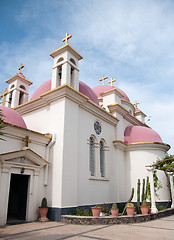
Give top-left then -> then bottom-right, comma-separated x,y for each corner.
141,206 -> 149,215
111,209 -> 119,217
126,207 -> 135,216
39,207 -> 48,218
91,207 -> 101,217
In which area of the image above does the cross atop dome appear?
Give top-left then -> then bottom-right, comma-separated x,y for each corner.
99,74 -> 108,85
0,88 -> 8,106
62,33 -> 72,45
108,77 -> 116,86
134,100 -> 139,108
18,63 -> 24,73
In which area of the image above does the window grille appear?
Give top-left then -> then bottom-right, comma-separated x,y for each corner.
100,140 -> 105,177
89,137 -> 95,176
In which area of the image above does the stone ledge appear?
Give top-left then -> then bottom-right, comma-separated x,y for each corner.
61,208 -> 174,225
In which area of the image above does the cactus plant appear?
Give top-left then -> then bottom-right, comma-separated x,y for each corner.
141,178 -> 146,202
122,188 -> 134,215
40,197 -> 48,208
137,179 -> 141,214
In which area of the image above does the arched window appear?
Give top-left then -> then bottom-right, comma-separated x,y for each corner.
100,140 -> 105,177
20,85 -> 26,90
10,84 -> 15,89
89,137 -> 95,176
70,58 -> 76,65
57,57 -> 64,63
19,91 -> 24,105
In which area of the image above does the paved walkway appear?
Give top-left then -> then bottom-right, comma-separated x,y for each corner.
0,215 -> 174,240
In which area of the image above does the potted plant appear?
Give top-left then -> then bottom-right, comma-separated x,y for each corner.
91,205 -> 101,217
140,200 -> 149,215
126,202 -> 135,216
39,197 -> 49,222
100,203 -> 109,216
111,203 -> 119,217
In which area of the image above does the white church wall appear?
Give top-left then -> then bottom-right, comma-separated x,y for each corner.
114,112 -> 124,141
46,99 -> 66,207
0,125 -> 50,225
121,101 -> 134,115
22,104 -> 51,133
126,146 -> 170,202
60,98 -> 79,207
77,107 -> 116,206
114,149 -> 127,202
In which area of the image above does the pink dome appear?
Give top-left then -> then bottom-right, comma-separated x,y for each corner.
0,106 -> 27,129
30,80 -> 99,105
30,80 -> 51,100
135,108 -> 141,113
92,85 -> 130,102
18,73 -> 26,78
124,126 -> 163,144
79,81 -> 99,105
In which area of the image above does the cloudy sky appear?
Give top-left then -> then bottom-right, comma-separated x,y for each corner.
0,0 -> 174,153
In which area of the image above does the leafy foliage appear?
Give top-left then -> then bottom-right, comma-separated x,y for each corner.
154,154 -> 174,172
0,109 -> 6,141
76,208 -> 92,216
101,203 -> 109,214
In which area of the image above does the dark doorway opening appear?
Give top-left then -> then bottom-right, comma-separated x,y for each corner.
7,173 -> 29,224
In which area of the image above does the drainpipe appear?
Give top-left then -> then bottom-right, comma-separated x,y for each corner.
44,133 -> 56,186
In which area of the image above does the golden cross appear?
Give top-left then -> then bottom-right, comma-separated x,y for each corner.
99,74 -> 108,85
62,33 -> 72,45
0,88 -> 8,106
134,101 -> 139,108
108,77 -> 116,86
18,63 -> 24,73
22,136 -> 31,147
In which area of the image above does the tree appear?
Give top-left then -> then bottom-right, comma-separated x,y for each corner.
0,109 -> 6,141
153,154 -> 174,201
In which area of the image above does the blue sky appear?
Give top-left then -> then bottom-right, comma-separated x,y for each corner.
0,0 -> 174,153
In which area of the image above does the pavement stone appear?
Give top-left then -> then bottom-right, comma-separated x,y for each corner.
0,215 -> 174,240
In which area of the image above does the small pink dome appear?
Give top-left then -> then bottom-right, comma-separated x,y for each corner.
135,108 -> 141,113
30,80 -> 99,105
0,106 -> 27,129
18,73 -> 26,78
124,126 -> 163,144
92,85 -> 130,102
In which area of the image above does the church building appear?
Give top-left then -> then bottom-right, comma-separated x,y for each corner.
0,34 -> 171,225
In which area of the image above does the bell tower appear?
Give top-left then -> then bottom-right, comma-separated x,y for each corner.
5,64 -> 32,108
50,33 -> 83,91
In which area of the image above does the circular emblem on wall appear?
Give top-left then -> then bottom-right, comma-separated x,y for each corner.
94,121 -> 101,135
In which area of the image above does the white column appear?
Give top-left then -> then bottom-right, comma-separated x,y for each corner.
61,62 -> 71,86
11,89 -> 20,108
27,169 -> 40,221
51,67 -> 59,89
72,69 -> 79,91
0,164 -> 11,226
167,172 -> 174,208
146,166 -> 158,213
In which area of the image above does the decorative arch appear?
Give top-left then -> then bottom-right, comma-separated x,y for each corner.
10,84 -> 15,89
57,57 -> 64,63
70,58 -> 76,66
20,85 -> 26,90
